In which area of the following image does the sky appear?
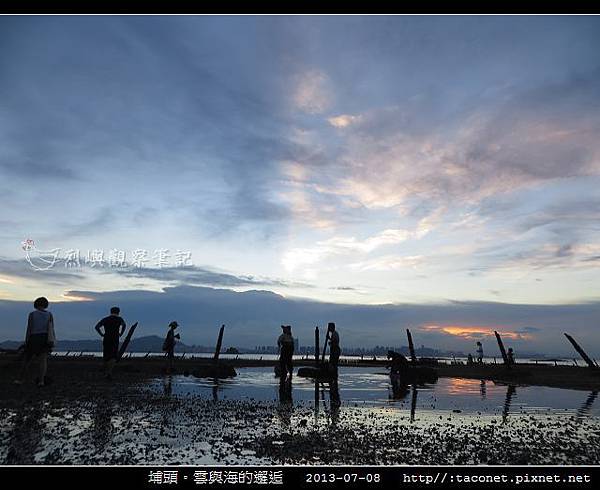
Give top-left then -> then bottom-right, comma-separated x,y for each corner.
1,15 -> 600,355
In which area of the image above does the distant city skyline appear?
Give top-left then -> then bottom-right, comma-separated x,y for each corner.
1,16 -> 600,356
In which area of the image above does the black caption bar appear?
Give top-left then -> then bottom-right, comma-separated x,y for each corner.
0,466 -> 597,488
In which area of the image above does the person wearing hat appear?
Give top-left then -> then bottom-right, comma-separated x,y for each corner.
327,322 -> 341,374
163,321 -> 181,374
277,325 -> 294,381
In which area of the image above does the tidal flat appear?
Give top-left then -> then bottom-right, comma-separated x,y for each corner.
1,358 -> 599,465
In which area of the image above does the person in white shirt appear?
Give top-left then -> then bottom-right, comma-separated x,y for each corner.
15,297 -> 56,387
476,341 -> 484,364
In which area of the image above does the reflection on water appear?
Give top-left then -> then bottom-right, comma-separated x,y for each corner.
502,385 -> 517,424
150,367 -> 600,418
92,398 -> 113,450
2,367 -> 599,465
576,390 -> 598,422
5,405 -> 44,464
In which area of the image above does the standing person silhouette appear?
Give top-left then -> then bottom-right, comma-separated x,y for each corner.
15,297 -> 56,386
162,321 -> 180,374
476,341 -> 484,364
277,325 -> 294,381
94,306 -> 126,380
507,347 -> 515,367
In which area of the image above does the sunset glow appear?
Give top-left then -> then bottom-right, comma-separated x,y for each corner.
421,325 -> 534,341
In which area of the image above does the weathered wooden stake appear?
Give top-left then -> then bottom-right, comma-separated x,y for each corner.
213,324 -> 225,361
321,330 -> 330,363
494,330 -> 509,367
407,328 -> 417,363
314,326 -> 320,364
410,385 -> 418,423
117,322 -> 139,362
564,333 -> 597,369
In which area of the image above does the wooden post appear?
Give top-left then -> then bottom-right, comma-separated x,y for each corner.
410,385 -> 418,423
406,328 -> 417,363
117,322 -> 139,362
314,326 -> 320,365
564,333 -> 597,369
494,331 -> 509,366
321,331 -> 330,363
314,379 -> 319,420
213,324 -> 225,361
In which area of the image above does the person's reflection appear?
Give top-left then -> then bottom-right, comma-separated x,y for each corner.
277,377 -> 293,428
163,375 -> 173,398
575,390 -> 598,423
6,405 -> 44,464
93,398 -> 113,450
502,385 -> 516,424
212,378 -> 219,402
410,384 -> 418,423
480,380 -> 487,400
390,374 -> 410,401
329,378 -> 341,426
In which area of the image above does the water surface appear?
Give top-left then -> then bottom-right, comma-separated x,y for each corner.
150,366 -> 600,418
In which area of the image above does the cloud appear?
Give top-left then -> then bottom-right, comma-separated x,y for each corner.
292,69 -> 332,114
308,69 -> 600,225
282,227 -> 426,272
480,243 -> 600,275
110,265 -> 313,289
0,257 -> 86,284
349,254 -> 425,272
328,114 -> 361,128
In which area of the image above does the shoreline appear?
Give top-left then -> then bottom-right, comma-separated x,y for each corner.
2,354 -> 599,392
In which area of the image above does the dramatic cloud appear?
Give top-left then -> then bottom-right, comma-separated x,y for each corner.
1,16 -> 600,322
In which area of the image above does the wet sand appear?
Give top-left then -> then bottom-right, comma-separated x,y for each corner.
1,355 -> 599,465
